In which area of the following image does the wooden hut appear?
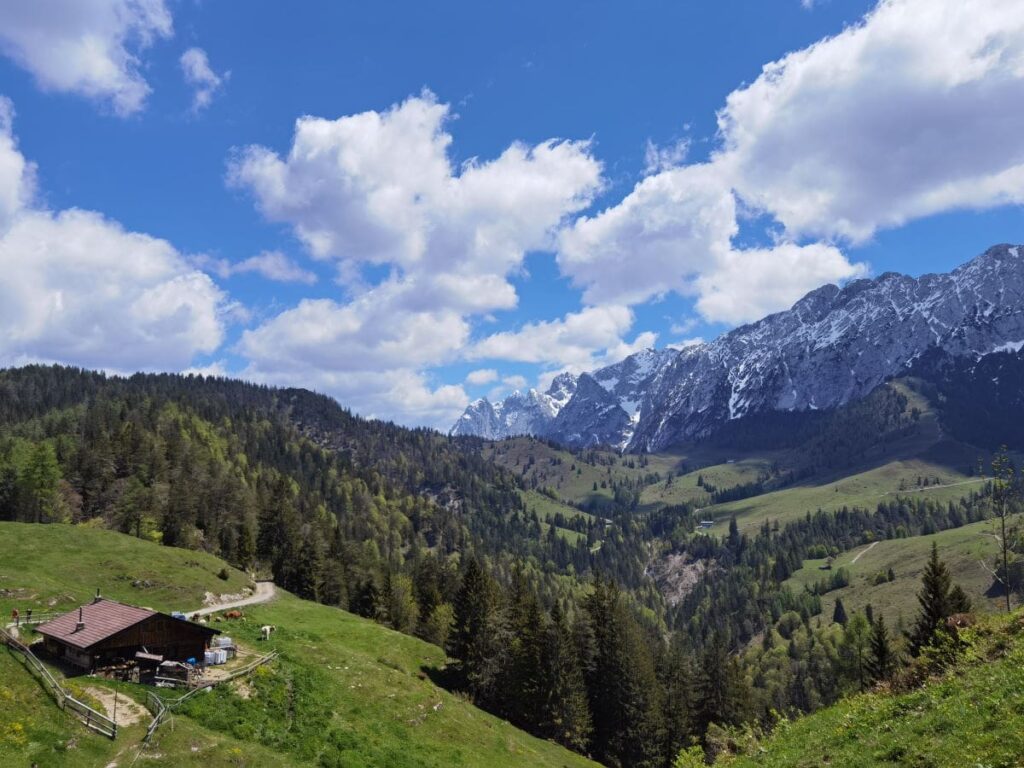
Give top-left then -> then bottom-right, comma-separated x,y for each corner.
35,597 -> 219,672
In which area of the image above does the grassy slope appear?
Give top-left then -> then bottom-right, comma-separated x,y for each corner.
0,521 -> 253,617
785,516 -> 1017,628
707,458 -> 981,536
721,610 -> 1024,768
0,523 -> 598,768
638,455 -> 780,510
701,382 -> 986,535
483,437 -> 684,510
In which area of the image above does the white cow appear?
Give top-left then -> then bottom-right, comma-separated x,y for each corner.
260,625 -> 276,641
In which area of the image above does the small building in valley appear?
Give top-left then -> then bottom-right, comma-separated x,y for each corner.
35,596 -> 219,672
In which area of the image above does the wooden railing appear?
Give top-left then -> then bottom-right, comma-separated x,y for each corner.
0,626 -> 118,739
142,649 -> 279,744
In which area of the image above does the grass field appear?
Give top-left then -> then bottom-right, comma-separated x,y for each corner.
520,489 -> 592,544
785,515 -> 1018,627
704,457 -> 982,536
0,522 -> 598,768
720,609 -> 1024,768
639,454 -> 781,509
484,437 -> 685,509
0,521 -> 252,618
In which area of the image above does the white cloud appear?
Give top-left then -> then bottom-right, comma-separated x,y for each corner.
556,0 -> 1024,327
0,209 -> 228,371
180,46 -> 226,113
719,0 -> 1024,242
237,277 -> 473,427
470,305 -> 640,370
0,101 -> 229,372
203,250 -> 317,284
0,0 -> 172,116
183,360 -> 229,377
228,92 -> 602,313
466,368 -> 499,385
643,136 -> 690,175
558,163 -> 863,323
232,92 -> 606,426
0,98 -> 34,231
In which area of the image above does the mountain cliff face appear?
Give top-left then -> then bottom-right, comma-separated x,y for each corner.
450,349 -> 675,447
452,244 -> 1024,450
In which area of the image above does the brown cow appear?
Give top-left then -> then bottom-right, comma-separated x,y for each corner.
224,609 -> 244,620
946,613 -> 975,630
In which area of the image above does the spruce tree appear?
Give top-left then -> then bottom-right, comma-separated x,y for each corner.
544,604 -> 592,753
867,616 -> 895,682
449,557 -> 502,702
832,598 -> 849,627
907,543 -> 965,655
582,578 -> 664,768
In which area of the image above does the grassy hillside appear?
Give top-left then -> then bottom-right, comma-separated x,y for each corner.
717,609 -> 1024,767
0,523 -> 598,768
706,456 -> 982,536
0,521 -> 252,617
785,515 -> 1017,627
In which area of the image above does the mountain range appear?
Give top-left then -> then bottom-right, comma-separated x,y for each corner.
452,244 -> 1024,451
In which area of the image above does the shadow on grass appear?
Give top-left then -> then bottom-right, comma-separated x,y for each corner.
419,662 -> 462,693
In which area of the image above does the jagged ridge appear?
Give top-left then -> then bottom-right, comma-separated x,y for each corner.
452,244 -> 1024,451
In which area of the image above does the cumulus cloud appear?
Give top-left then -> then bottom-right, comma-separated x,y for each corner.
643,136 -> 690,175
560,0 -> 1024,324
470,305 -> 641,370
0,0 -> 172,116
0,98 -> 34,231
202,250 -> 317,285
720,0 -> 1024,241
465,368 -> 499,385
232,92 -> 611,426
0,210 -> 227,371
228,92 -> 602,313
180,47 -> 226,113
0,101 -> 229,372
557,163 -> 863,323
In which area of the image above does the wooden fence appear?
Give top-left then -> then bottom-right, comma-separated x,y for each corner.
1,626 -> 118,738
141,649 -> 279,744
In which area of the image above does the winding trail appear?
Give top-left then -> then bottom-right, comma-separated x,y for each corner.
190,580 -> 276,617
850,541 -> 879,565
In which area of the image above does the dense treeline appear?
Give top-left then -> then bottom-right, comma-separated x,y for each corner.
706,384 -> 917,474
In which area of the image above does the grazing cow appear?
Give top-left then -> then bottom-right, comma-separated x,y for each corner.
946,613 -> 975,630
260,625 -> 276,641
224,610 -> 243,620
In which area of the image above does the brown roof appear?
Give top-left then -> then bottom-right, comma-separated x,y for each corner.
34,598 -> 223,650
35,599 -> 156,649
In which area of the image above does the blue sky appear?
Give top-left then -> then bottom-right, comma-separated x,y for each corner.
0,0 -> 1022,428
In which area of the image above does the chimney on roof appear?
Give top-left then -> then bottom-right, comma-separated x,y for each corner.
75,606 -> 85,633
93,588 -> 101,604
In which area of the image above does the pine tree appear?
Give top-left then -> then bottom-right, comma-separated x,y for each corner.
832,598 -> 849,627
544,604 -> 592,753
907,543 -> 964,655
449,557 -> 503,703
867,616 -> 895,682
504,571 -> 548,728
582,578 -> 664,768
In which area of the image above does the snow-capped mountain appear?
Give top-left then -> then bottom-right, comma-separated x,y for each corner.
450,349 -> 676,447
452,244 -> 1024,451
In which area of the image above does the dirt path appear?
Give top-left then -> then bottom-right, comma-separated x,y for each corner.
81,686 -> 148,726
850,540 -> 879,565
191,580 -> 276,617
